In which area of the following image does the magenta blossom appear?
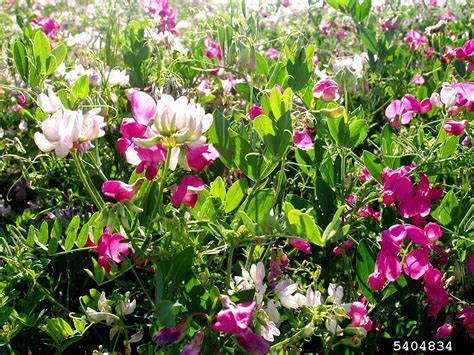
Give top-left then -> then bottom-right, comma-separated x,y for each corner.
97,228 -> 131,273
101,179 -> 143,201
412,74 -> 425,85
347,302 -> 373,331
212,295 -> 256,334
444,120 -> 467,136
32,17 -> 61,38
171,175 -> 206,208
140,0 -> 178,34
360,167 -> 373,183
235,328 -> 270,355
293,130 -> 313,150
433,323 -> 453,339
249,105 -> 264,120
290,239 -> 312,254
403,247 -> 431,280
333,240 -> 354,255
385,94 -> 420,127
205,38 -> 223,61
152,317 -> 190,346
313,79 -> 340,102
181,330 -> 204,355
187,144 -> 220,172
404,30 -> 428,51
266,48 -> 279,60
457,307 -> 474,339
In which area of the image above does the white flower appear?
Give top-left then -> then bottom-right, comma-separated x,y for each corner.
305,286 -> 322,307
274,280 -> 306,309
259,311 -> 280,342
107,69 -> 129,87
34,94 -> 105,158
327,283 -> 344,304
37,87 -> 64,114
234,262 -> 266,305
325,315 -> 343,335
134,94 -> 213,170
116,299 -> 136,316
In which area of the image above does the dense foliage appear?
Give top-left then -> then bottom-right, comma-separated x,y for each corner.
0,0 -> 473,353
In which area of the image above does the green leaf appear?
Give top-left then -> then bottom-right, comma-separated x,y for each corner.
356,239 -> 377,304
254,112 -> 292,157
47,44 -> 67,75
208,111 -> 234,168
287,209 -> 324,246
362,150 -> 383,184
27,225 -> 36,246
64,215 -> 80,251
286,45 -> 313,92
33,31 -> 51,74
225,179 -> 248,213
269,86 -> 283,118
359,26 -> 377,54
255,52 -> 269,75
239,189 -> 274,223
440,135 -> 459,159
13,41 -> 29,82
326,117 -> 367,148
210,177 -> 226,202
322,206 -> 345,243
70,75 -> 89,106
229,129 -> 261,181
38,222 -> 49,245
155,300 -> 175,327
44,318 -> 74,342
76,223 -> 90,248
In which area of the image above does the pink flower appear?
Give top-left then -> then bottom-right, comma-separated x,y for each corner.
347,302 -> 373,331
433,324 -> 453,339
153,317 -> 190,346
290,239 -> 312,254
32,17 -> 61,38
212,296 -> 256,334
360,167 -> 373,183
171,176 -> 206,208
423,267 -> 443,286
358,205 -> 381,224
380,19 -> 395,32
319,20 -> 331,36
368,271 -> 386,290
412,74 -> 425,85
444,120 -> 467,136
141,0 -> 178,34
205,38 -> 223,61
424,222 -> 443,243
468,254 -> 474,274
102,179 -> 143,201
293,130 -> 313,150
281,0 -> 290,7
181,330 -> 204,355
235,328 -> 270,355
266,48 -> 279,60
385,94 -> 420,127
97,228 -> 131,273
403,248 -> 431,280
313,79 -> 340,102
187,144 -> 220,172
406,224 -> 429,246
424,282 -> 449,316
249,105 -> 264,120
131,90 -> 156,125
375,249 -> 402,282
419,98 -> 432,114
404,30 -> 428,51
457,307 -> 474,339
333,240 -> 353,255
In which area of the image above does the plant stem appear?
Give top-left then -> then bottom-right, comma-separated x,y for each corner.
156,147 -> 173,216
71,150 -> 105,209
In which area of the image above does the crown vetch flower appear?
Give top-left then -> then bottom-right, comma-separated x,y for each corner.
212,295 -> 257,334
171,175 -> 206,208
102,179 -> 143,201
97,228 -> 131,273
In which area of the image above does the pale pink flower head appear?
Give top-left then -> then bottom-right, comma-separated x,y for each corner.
444,120 -> 467,136
266,48 -> 279,60
430,93 -> 443,108
97,228 -> 131,273
313,78 -> 340,102
290,239 -> 312,254
102,179 -> 143,201
171,175 -> 206,208
212,295 -> 256,334
319,20 -> 331,36
293,130 -> 313,150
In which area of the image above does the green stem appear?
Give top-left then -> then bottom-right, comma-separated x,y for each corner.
156,147 -> 173,216
225,244 -> 235,292
71,150 -> 105,209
